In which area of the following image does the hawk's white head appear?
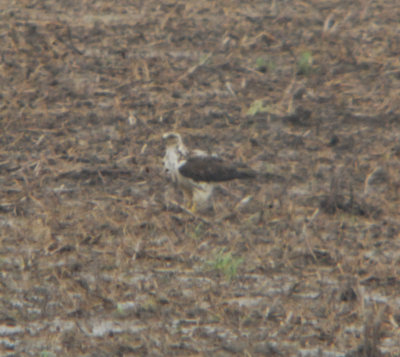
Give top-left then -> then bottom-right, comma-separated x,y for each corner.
162,132 -> 188,155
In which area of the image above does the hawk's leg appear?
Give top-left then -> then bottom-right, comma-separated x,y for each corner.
190,201 -> 198,213
181,187 -> 194,211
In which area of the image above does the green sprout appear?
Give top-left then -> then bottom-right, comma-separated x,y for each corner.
40,352 -> 56,357
255,57 -> 275,73
297,51 -> 313,75
207,249 -> 244,281
189,222 -> 206,240
247,99 -> 270,116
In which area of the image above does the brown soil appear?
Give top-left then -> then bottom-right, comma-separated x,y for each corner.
1,0 -> 400,356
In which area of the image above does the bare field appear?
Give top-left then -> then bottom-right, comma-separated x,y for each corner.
1,0 -> 400,356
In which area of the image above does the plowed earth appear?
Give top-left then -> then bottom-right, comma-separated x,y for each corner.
1,1 -> 400,356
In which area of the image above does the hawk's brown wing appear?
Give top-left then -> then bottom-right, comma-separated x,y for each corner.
179,156 -> 256,182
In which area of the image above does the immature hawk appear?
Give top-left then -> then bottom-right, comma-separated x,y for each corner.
162,132 -> 256,211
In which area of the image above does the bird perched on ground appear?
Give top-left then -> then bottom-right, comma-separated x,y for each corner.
162,132 -> 257,211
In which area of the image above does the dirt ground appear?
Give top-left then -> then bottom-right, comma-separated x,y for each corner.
1,0 -> 400,356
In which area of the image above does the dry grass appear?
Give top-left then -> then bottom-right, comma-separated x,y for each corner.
1,0 -> 400,356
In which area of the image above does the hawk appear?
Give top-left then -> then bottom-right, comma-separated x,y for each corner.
162,132 -> 256,211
